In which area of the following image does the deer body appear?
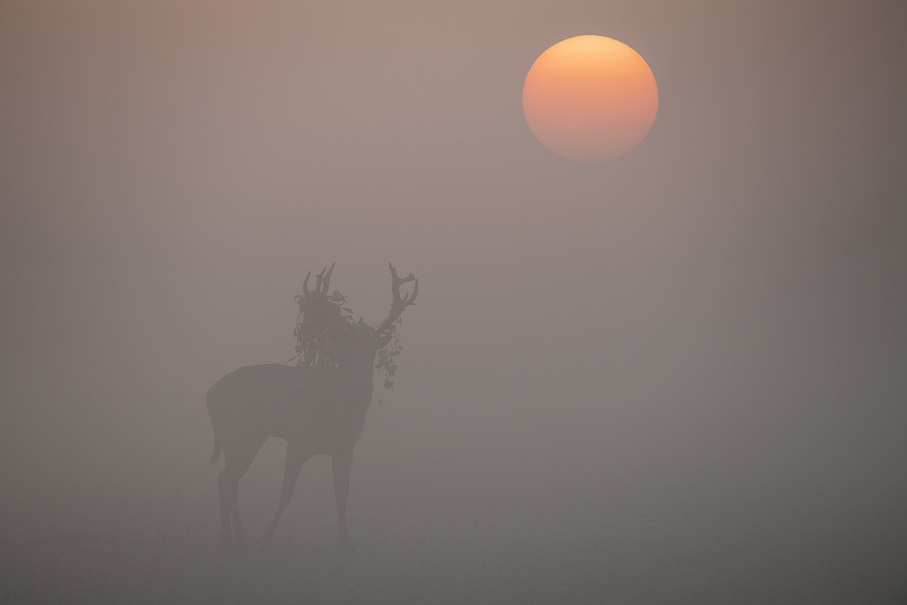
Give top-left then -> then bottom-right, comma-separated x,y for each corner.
208,364 -> 369,457
207,264 -> 416,553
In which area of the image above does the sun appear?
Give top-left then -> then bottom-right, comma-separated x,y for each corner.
523,35 -> 658,163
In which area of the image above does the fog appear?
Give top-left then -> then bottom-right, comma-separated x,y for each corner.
1,1 -> 905,602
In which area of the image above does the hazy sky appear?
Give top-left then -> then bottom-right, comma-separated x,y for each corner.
0,1 -> 905,599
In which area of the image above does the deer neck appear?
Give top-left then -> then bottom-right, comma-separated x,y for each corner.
330,359 -> 374,411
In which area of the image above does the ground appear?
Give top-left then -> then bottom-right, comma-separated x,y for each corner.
1,485 -> 904,604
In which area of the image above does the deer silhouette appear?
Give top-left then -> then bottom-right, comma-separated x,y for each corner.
207,263 -> 418,552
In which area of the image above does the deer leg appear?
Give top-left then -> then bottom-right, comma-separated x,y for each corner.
223,435 -> 265,553
259,441 -> 308,550
216,470 -> 233,550
218,468 -> 245,552
332,450 -> 354,553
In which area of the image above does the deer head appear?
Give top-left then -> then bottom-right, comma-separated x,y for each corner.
295,263 -> 417,378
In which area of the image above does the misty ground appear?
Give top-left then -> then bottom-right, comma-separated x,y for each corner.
2,300 -> 905,604
2,444 -> 904,605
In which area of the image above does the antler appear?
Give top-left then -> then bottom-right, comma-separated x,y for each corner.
302,262 -> 335,297
374,263 -> 418,342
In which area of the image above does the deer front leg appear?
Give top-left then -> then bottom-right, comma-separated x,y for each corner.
332,450 -> 354,554
259,441 -> 308,551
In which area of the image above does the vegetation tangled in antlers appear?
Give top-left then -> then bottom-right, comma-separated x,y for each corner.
294,266 -> 404,392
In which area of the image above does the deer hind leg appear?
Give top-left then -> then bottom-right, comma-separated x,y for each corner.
259,441 -> 308,550
216,470 -> 233,550
332,450 -> 354,554
219,433 -> 266,552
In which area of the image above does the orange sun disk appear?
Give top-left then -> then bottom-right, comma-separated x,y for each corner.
523,35 -> 658,163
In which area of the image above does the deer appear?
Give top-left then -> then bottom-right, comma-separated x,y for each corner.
206,263 -> 418,553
